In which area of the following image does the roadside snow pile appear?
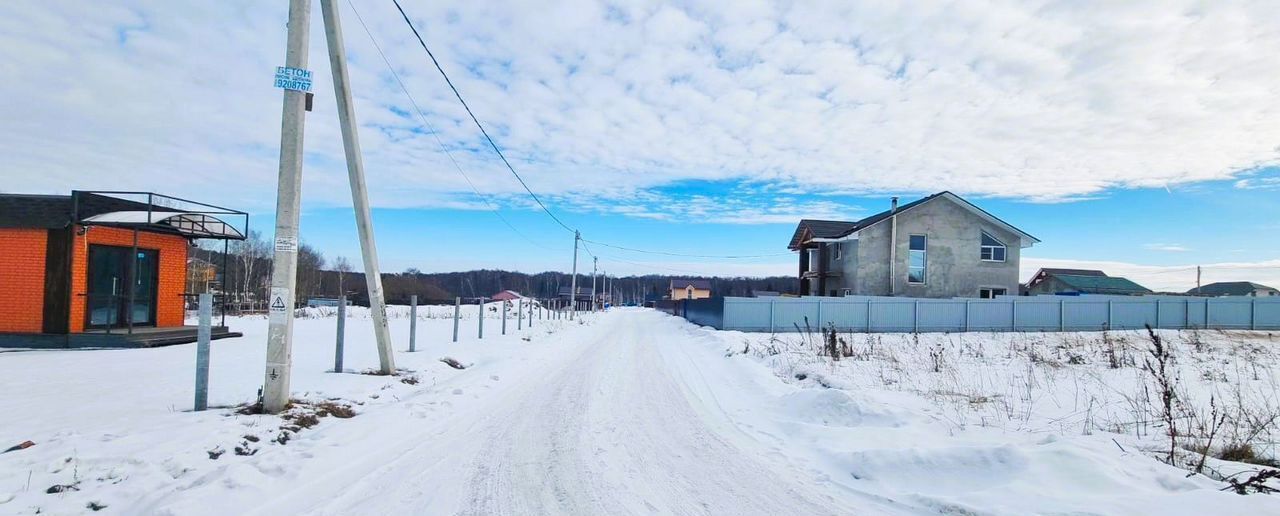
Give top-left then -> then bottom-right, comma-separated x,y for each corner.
702,324 -> 1280,514
775,389 -> 908,428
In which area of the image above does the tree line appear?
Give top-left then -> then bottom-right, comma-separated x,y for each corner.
191,232 -> 797,309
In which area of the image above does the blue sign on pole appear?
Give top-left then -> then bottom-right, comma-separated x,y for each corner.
274,66 -> 313,92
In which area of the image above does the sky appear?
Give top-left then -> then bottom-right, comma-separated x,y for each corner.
1,1 -> 1278,291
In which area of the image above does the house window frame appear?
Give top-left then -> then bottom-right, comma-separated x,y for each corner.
833,242 -> 842,260
907,234 -> 927,284
979,287 -> 1008,299
980,230 -> 1007,262
807,247 -> 820,272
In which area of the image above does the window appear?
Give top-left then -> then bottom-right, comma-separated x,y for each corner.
980,231 -> 1006,262
833,242 -> 842,260
908,235 -> 926,283
979,287 -> 1007,299
807,248 -> 820,272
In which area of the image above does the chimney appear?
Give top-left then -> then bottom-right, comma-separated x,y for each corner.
890,196 -> 899,213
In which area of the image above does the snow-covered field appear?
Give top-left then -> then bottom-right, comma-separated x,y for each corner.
1,307 -> 1278,514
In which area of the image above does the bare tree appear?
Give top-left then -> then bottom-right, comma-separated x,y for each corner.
296,243 -> 326,303
230,230 -> 270,310
333,256 -> 352,295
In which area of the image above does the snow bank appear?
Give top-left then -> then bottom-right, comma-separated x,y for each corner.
679,319 -> 1280,514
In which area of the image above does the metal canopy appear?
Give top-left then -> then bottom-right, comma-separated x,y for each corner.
81,211 -> 246,240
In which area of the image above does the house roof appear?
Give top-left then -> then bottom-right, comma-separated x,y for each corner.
0,194 -> 74,229
1189,281 -> 1278,296
671,279 -> 712,290
1036,268 -> 1106,278
787,192 -> 1039,250
1053,274 -> 1151,295
1026,268 -> 1107,288
786,219 -> 859,250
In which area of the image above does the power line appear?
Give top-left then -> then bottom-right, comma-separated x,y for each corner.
346,0 -> 558,254
581,238 -> 793,259
391,0 -> 574,234
383,1 -> 812,262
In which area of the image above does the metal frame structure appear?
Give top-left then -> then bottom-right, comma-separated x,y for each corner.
70,191 -> 249,334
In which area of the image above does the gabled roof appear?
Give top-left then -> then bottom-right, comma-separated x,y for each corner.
671,279 -> 711,290
1054,274 -> 1151,295
787,192 -> 1039,250
787,219 -> 859,250
1190,281 -> 1278,296
1026,268 -> 1107,288
1037,268 -> 1106,277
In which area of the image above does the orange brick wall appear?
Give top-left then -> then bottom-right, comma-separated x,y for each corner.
69,226 -> 190,332
0,229 -> 48,333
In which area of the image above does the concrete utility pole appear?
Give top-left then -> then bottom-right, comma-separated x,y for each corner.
570,231 -> 580,320
322,0 -> 395,375
334,294 -> 346,372
591,256 -> 598,312
262,0 -> 313,414
1195,265 -> 1202,295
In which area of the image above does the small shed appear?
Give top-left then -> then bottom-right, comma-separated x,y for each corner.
491,290 -> 522,301
0,191 -> 248,348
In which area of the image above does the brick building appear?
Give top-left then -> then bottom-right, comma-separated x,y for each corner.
0,191 -> 247,348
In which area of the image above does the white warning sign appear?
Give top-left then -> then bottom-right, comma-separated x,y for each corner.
269,287 -> 291,322
274,236 -> 298,253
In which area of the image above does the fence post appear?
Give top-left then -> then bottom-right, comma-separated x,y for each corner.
517,298 -> 523,330
409,294 -> 417,352
1250,298 -> 1256,330
452,296 -> 460,342
1184,298 -> 1190,329
816,298 -> 823,329
1154,299 -> 1160,329
1205,299 -> 1211,329
334,294 -> 345,372
1059,297 -> 1065,332
502,300 -> 508,335
1010,298 -> 1017,331
769,299 -> 775,333
867,299 -> 874,333
1107,299 -> 1113,330
964,299 -> 970,332
913,299 -> 919,333
194,293 -> 212,412
478,297 -> 486,338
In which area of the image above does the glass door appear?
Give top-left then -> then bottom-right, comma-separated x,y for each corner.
86,245 -> 159,329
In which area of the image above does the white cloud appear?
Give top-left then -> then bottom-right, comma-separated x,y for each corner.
1143,243 -> 1191,252
1235,177 -> 1280,190
1,1 -> 1278,219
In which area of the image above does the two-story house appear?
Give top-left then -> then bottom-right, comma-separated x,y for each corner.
787,192 -> 1039,298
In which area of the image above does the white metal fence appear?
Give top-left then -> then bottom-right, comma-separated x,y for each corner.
695,295 -> 1280,333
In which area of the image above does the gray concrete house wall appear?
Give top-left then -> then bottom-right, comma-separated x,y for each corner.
852,196 -> 1022,298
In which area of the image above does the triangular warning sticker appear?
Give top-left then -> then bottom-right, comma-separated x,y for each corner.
271,297 -> 286,309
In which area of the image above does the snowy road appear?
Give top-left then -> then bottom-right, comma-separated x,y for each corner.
139,309 -> 905,515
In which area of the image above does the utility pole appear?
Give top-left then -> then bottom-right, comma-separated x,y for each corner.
591,256 -> 598,312
321,0 -> 396,375
262,0 -> 312,414
569,231 -> 580,320
1195,265 -> 1202,295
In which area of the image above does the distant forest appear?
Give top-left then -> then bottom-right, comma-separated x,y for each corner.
191,232 -> 797,308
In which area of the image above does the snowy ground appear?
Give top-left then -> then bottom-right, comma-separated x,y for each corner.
1,307 -> 1278,514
